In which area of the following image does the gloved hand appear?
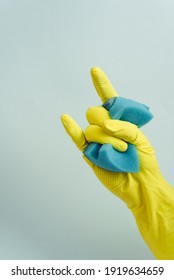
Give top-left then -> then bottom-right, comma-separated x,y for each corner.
61,67 -> 174,260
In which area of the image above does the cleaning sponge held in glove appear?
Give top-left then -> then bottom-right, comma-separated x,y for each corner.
83,96 -> 153,172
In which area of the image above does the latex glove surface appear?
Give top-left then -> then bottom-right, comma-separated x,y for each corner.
61,67 -> 174,260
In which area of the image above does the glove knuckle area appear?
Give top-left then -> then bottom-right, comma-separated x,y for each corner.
86,106 -> 110,126
85,124 -> 99,142
85,124 -> 127,151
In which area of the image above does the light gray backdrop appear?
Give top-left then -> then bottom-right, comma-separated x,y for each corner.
1,0 -> 174,259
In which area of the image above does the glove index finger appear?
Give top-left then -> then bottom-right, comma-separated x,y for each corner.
91,67 -> 118,103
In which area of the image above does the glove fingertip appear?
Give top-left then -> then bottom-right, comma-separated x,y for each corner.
61,114 -> 70,127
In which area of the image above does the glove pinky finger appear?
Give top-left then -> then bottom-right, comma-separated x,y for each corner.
61,114 -> 88,152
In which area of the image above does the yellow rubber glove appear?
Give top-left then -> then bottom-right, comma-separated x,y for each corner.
61,67 -> 174,260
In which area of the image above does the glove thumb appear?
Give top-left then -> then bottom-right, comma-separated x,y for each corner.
103,119 -> 154,153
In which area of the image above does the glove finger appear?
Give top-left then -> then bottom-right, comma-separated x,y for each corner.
86,106 -> 110,127
61,114 -> 88,152
85,124 -> 128,152
91,67 -> 118,103
103,119 -> 153,150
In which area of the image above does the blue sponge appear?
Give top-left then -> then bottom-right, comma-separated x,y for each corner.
84,97 -> 153,172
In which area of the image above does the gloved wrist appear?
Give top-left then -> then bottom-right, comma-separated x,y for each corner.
130,176 -> 174,260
